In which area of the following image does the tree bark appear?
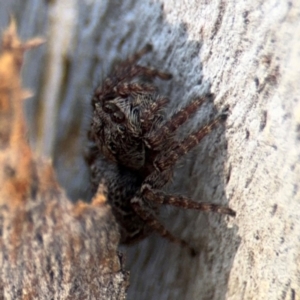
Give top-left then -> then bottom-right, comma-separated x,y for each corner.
0,0 -> 299,299
0,20 -> 127,299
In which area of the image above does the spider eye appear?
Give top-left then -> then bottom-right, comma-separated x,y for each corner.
112,111 -> 125,123
103,103 -> 118,114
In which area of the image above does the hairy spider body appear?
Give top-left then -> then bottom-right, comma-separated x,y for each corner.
86,44 -> 235,252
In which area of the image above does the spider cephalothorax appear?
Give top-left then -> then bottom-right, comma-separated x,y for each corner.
86,44 -> 235,253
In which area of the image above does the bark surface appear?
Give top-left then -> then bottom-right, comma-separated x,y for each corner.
0,20 -> 127,300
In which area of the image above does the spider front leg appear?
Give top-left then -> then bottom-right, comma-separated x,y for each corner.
116,44 -> 172,82
144,94 -> 215,150
121,43 -> 153,66
122,44 -> 172,79
120,65 -> 172,81
154,111 -> 228,171
114,82 -> 157,96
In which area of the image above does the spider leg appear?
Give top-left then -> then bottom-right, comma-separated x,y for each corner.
144,94 -> 214,150
130,194 -> 196,254
114,64 -> 172,86
114,82 -> 157,96
127,65 -> 172,81
154,111 -> 228,171
123,44 -> 153,65
124,44 -> 172,79
142,185 -> 236,217
116,44 -> 172,82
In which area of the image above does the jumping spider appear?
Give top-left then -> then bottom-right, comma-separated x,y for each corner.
86,44 -> 235,254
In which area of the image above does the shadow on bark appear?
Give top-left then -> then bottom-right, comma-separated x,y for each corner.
0,1 -> 240,299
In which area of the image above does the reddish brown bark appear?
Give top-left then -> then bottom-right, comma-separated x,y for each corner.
0,20 -> 128,300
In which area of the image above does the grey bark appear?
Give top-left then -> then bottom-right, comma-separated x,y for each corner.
0,0 -> 299,299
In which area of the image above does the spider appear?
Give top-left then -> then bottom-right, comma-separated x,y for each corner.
86,44 -> 235,254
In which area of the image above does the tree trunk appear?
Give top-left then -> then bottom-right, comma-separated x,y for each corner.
0,0 -> 299,299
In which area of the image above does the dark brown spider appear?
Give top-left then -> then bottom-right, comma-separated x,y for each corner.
86,44 -> 235,254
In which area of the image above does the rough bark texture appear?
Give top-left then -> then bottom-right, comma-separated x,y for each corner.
0,0 -> 299,299
0,21 -> 127,299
